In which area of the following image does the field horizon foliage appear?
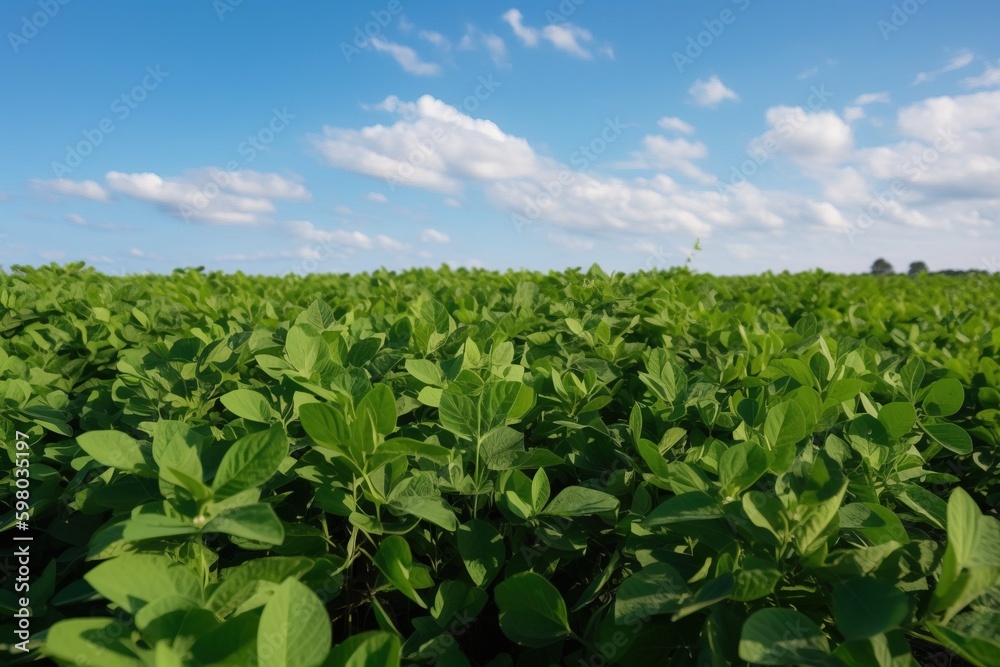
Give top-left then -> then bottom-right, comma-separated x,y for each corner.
2,262 -> 999,666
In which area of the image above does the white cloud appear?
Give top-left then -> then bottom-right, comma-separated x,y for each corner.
31,178 -> 110,202
751,106 -> 854,167
288,220 -> 406,253
547,231 -> 594,251
843,106 -> 865,123
501,8 -> 609,59
127,247 -> 162,260
687,76 -> 739,107
421,228 -> 451,244
104,169 -> 307,225
962,59 -> 1000,89
376,234 -> 408,251
853,92 -> 891,106
310,94 -> 543,193
66,213 -> 87,225
289,221 -> 374,249
796,66 -> 819,80
540,23 -> 593,59
616,135 -> 716,185
366,192 -> 388,203
913,50 -> 975,85
843,92 -> 890,123
458,25 -> 509,67
443,197 -> 462,208
418,30 -> 450,49
314,94 -> 784,240
501,9 -> 538,47
657,116 -> 695,135
369,37 -> 441,76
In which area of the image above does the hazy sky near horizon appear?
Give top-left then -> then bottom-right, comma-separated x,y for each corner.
2,1 -> 999,275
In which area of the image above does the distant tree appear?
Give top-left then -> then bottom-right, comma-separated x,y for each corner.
908,261 -> 928,277
871,258 -> 894,275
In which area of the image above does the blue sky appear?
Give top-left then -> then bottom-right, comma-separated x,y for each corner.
2,0 -> 999,275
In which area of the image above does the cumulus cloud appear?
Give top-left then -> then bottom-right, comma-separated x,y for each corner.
312,94 -> 772,239
310,94 -> 543,193
288,220 -> 407,254
31,178 -> 110,202
687,76 -> 739,107
369,37 -> 441,76
103,169 -> 308,225
501,9 -> 539,47
420,228 -> 451,244
501,8 -> 609,60
657,116 -> 695,135
962,59 -> 1000,89
751,106 -> 854,167
616,136 -> 716,185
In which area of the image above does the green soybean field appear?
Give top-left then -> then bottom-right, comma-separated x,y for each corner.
2,263 -> 999,666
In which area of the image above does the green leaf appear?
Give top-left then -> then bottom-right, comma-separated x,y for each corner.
738,608 -> 830,665
531,468 -> 551,512
120,513 -> 198,542
204,503 -> 285,545
764,400 -> 807,450
208,557 -> 314,617
894,483 -> 947,530
877,402 -> 917,439
636,437 -> 671,482
376,438 -> 451,465
44,618 -> 143,667
76,430 -> 156,477
832,578 -> 910,640
644,491 -> 724,527
285,323 -> 333,376
257,578 -> 332,667
614,562 -> 689,624
358,384 -> 397,437
923,422 -> 973,455
300,403 -> 352,454
839,503 -> 909,546
405,358 -> 443,386
719,440 -> 768,495
152,420 -> 204,489
212,424 -> 288,498
542,486 -> 618,518
84,554 -> 202,614
457,520 -> 505,587
495,572 -> 572,647
373,535 -> 427,608
221,389 -> 278,423
922,378 -> 964,417
326,631 -> 400,667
